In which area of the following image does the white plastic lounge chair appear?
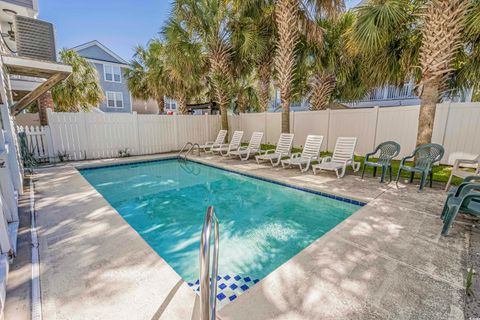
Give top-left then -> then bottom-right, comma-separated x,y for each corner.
199,130 -> 228,153
445,155 -> 480,191
312,137 -> 360,178
281,135 -> 323,172
229,132 -> 264,160
211,131 -> 244,156
255,133 -> 294,166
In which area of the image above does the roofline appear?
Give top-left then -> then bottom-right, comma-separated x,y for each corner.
71,40 -> 128,64
83,57 -> 130,68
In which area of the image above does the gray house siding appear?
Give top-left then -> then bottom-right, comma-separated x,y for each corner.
2,0 -> 34,9
75,46 -> 122,64
92,62 -> 132,113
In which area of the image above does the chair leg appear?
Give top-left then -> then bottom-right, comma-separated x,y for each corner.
389,165 -> 393,182
361,164 -> 366,179
373,167 -> 377,177
380,166 -> 386,183
419,172 -> 426,191
445,174 -> 453,192
441,206 -> 460,236
409,172 -> 415,184
395,168 -> 402,187
429,171 -> 433,188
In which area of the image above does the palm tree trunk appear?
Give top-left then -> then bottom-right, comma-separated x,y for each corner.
416,81 -> 439,145
310,73 -> 336,111
275,0 -> 299,133
218,94 -> 229,130
237,93 -> 246,113
156,96 -> 165,114
177,94 -> 188,115
257,58 -> 272,112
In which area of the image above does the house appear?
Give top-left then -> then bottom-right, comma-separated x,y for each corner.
72,40 -> 132,113
0,0 -> 72,317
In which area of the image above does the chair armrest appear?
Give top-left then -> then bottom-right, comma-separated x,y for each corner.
455,182 -> 480,198
454,158 -> 480,168
321,156 -> 332,164
291,152 -> 301,159
399,154 -> 414,167
262,149 -> 274,155
364,150 -> 377,162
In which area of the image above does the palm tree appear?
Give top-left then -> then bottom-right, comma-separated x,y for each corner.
162,18 -> 206,115
125,43 -> 167,114
231,0 -> 277,112
51,49 -> 104,112
275,0 -> 345,132
352,0 -> 475,146
175,0 -> 233,129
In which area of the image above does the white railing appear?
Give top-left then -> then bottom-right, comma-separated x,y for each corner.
357,83 -> 417,102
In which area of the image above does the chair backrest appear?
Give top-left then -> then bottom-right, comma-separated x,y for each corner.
377,141 -> 401,164
301,135 -> 323,158
275,133 -> 294,154
248,132 -> 264,150
229,131 -> 244,149
215,130 -> 227,145
332,137 -> 357,163
414,143 -> 444,169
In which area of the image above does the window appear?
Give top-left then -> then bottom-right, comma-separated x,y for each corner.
165,96 -> 177,110
106,92 -> 124,108
104,64 -> 122,83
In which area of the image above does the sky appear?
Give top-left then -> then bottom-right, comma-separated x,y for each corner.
39,0 -> 362,62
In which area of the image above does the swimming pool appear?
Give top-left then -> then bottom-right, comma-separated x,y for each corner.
80,159 -> 361,304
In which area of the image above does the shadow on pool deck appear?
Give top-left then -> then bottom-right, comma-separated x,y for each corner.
31,153 -> 471,320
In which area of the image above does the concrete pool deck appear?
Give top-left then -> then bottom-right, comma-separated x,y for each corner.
32,153 -> 470,319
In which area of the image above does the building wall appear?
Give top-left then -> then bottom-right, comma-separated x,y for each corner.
91,62 -> 132,113
2,0 -> 34,9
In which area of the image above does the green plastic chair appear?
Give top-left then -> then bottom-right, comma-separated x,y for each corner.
361,141 -> 400,183
441,181 -> 480,236
395,143 -> 444,190
18,132 -> 37,169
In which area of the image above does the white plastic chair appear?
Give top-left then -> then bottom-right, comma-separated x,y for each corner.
312,137 -> 360,178
255,133 -> 294,166
281,135 -> 323,172
211,131 -> 244,156
199,130 -> 227,153
445,155 -> 480,191
229,132 -> 264,160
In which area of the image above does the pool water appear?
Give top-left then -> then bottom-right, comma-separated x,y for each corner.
80,159 -> 361,303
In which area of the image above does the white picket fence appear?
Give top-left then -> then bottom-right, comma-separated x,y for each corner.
17,102 -> 480,165
19,110 -> 222,162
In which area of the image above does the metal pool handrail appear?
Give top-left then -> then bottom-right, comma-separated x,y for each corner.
178,142 -> 201,160
199,206 -> 219,320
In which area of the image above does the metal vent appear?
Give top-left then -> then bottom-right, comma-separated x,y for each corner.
14,16 -> 56,62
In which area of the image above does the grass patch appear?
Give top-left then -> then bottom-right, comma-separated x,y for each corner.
257,143 -> 469,187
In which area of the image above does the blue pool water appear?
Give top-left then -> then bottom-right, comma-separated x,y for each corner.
80,159 -> 360,301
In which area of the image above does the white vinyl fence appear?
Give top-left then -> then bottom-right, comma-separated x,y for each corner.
18,103 -> 480,165
22,110 -> 222,161
228,102 -> 480,165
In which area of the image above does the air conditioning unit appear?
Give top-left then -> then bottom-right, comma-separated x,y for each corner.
14,15 -> 56,62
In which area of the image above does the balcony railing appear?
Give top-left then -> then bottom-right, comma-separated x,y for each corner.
360,83 -> 417,102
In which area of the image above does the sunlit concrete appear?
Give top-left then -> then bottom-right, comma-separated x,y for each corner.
34,153 -> 469,319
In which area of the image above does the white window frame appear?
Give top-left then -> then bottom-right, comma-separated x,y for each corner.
106,91 -> 124,108
103,64 -> 122,83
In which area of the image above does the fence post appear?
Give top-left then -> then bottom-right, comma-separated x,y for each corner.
44,126 -> 55,162
326,108 -> 331,152
132,111 -> 140,155
174,113 -> 179,150
205,113 -> 209,141
78,111 -> 89,160
372,106 -> 380,150
264,112 -> 268,144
